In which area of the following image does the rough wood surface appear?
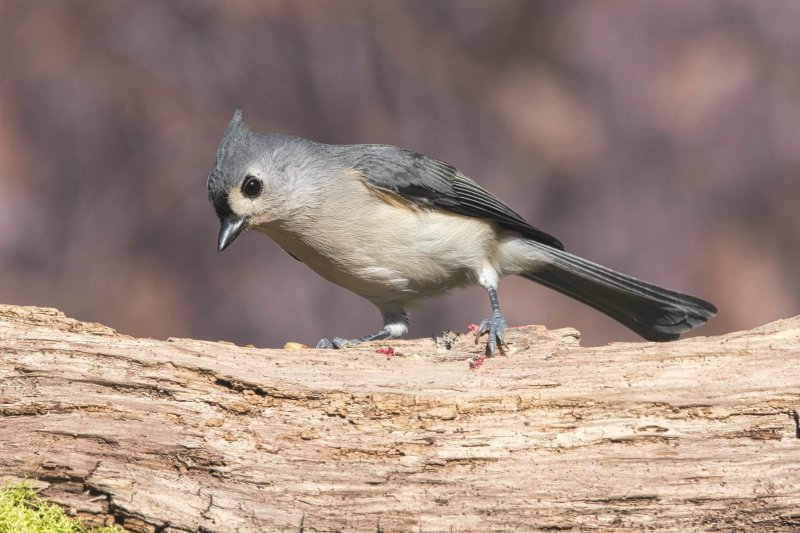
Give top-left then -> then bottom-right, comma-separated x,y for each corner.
0,304 -> 799,532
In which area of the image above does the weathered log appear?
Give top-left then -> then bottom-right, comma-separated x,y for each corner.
0,304 -> 798,532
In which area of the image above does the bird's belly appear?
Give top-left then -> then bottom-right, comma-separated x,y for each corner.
259,207 -> 496,303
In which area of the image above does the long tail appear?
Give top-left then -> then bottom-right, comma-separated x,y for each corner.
522,243 -> 717,341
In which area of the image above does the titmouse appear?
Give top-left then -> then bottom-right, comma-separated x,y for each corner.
208,110 -> 716,354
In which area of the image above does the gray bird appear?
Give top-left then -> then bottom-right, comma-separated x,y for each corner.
208,110 -> 716,354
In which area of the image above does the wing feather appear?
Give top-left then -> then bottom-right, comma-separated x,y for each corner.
351,146 -> 564,250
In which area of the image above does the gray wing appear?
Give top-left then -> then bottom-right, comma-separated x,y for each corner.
351,145 -> 564,250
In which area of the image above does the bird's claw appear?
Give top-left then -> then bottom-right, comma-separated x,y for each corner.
316,337 -> 350,349
474,310 -> 507,356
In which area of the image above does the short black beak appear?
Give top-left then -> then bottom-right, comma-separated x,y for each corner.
218,216 -> 248,252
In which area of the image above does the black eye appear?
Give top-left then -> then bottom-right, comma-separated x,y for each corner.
241,176 -> 262,198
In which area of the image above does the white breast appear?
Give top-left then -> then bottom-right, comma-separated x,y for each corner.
258,180 -> 499,305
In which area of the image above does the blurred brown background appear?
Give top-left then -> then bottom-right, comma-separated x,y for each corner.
1,1 -> 797,347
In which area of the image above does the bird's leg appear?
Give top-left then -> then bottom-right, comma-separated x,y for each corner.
475,286 -> 507,355
317,308 -> 408,350
316,329 -> 393,349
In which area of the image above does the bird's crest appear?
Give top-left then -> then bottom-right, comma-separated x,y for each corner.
208,110 -> 250,192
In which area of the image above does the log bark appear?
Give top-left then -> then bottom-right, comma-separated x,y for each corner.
0,304 -> 799,532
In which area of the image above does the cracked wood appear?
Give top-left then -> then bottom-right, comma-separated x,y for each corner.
1,305 -> 799,532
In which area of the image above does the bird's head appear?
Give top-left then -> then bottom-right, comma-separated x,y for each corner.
207,110 -> 311,252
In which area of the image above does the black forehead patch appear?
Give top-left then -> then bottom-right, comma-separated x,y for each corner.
210,190 -> 233,221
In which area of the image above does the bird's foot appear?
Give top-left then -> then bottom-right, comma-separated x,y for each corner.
316,328 -> 394,350
316,337 -> 351,349
474,309 -> 507,356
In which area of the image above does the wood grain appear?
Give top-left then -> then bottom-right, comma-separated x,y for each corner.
1,305 -> 798,532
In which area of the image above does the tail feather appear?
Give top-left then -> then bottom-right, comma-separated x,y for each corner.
522,244 -> 717,341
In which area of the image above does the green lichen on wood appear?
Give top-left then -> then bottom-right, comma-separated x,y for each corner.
0,484 -> 123,533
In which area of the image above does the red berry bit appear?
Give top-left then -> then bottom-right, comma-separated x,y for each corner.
375,347 -> 395,358
469,355 -> 485,370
